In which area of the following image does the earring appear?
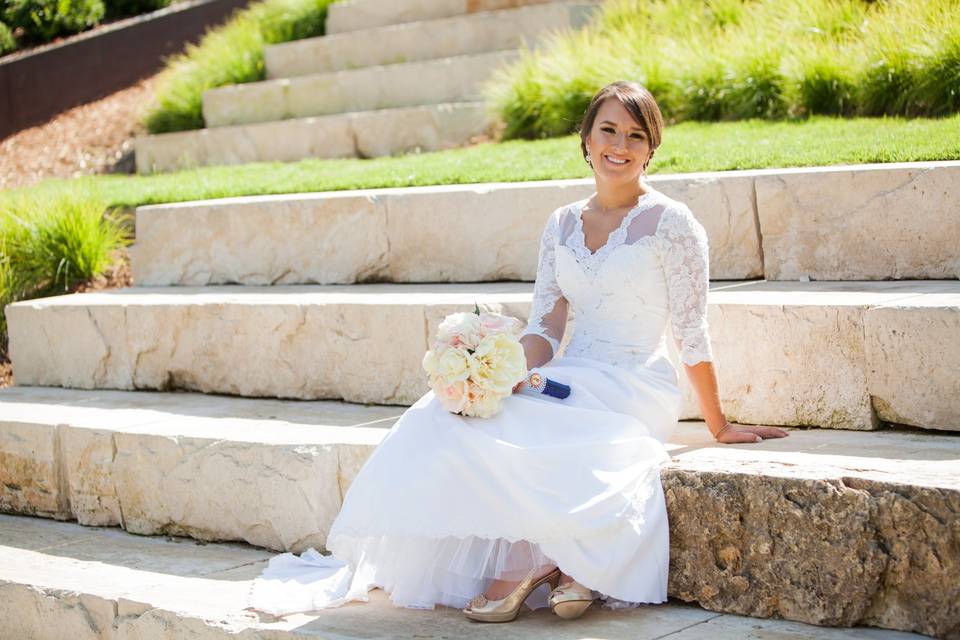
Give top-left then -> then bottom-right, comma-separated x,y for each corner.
585,154 -> 592,166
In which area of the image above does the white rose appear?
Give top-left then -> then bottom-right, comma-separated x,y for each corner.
469,333 -> 527,394
435,346 -> 473,384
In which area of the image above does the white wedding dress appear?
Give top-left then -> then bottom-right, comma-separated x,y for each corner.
248,186 -> 714,615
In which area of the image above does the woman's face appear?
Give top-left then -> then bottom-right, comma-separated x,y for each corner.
584,98 -> 652,183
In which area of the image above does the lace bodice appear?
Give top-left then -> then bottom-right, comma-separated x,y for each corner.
523,188 -> 713,369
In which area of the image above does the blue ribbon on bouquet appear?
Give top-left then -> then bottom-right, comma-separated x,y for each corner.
525,371 -> 571,399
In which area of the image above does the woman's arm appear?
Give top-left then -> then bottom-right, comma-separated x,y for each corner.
684,361 -> 788,443
514,210 -> 569,392
660,205 -> 786,443
521,333 -> 556,370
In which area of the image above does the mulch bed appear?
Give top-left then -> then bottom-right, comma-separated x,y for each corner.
0,74 -> 158,190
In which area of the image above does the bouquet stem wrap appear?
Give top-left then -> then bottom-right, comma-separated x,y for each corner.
525,371 -> 571,399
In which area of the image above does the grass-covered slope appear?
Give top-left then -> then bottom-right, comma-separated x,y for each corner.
487,0 -> 960,138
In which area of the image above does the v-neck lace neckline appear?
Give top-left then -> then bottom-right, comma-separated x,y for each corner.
572,189 -> 658,259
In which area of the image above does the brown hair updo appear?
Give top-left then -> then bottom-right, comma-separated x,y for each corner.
578,81 -> 664,170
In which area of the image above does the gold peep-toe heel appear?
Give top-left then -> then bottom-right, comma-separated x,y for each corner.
548,579 -> 595,620
462,566 -> 561,623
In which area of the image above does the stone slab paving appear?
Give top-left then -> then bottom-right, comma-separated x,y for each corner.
7,280 -> 959,430
0,516 -> 930,639
0,396 -> 954,637
134,102 -> 489,173
267,2 -> 597,78
325,0 -> 560,34
130,163 -> 958,284
204,50 -> 518,128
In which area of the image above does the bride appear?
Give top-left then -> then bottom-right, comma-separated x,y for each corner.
248,80 -> 788,623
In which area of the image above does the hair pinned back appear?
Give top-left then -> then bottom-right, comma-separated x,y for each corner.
578,81 -> 664,165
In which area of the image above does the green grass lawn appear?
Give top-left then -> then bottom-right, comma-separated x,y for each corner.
12,115 -> 960,209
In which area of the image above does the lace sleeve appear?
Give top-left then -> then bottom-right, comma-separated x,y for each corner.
521,209 -> 568,357
657,205 -> 713,366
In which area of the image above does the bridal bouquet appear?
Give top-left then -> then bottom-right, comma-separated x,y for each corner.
422,305 -> 527,418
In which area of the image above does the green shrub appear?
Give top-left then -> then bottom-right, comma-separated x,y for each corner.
2,0 -> 106,44
0,189 -> 129,349
144,0 -> 335,133
0,20 -> 15,55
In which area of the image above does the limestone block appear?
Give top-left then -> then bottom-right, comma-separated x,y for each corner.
0,387 -> 403,551
132,192 -> 390,286
0,584 -> 119,640
384,181 -> 592,282
0,420 -> 62,517
664,426 -> 960,639
59,425 -> 122,526
665,425 -> 960,638
268,2 -> 596,77
134,115 -> 355,174
756,161 -> 960,280
864,292 -> 960,431
131,175 -> 756,288
135,103 -> 489,174
6,301 -> 134,391
111,428 -> 340,552
9,286 -> 533,405
205,51 -> 516,128
325,0 -> 555,34
352,102 -> 490,159
652,172 -> 763,279
672,283 -> 877,429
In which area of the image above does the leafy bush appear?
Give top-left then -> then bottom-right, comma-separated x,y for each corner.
2,0 -> 106,45
0,188 -> 129,349
0,20 -> 15,54
144,0 -> 335,133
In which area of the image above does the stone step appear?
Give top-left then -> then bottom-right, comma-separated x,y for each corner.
204,51 -> 517,128
129,162 -> 960,287
0,386 -> 955,637
0,518 -> 931,640
325,0 -> 559,35
267,2 -> 597,78
134,101 -> 489,173
5,281 -> 959,431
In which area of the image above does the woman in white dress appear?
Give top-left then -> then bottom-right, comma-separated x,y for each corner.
248,81 -> 788,623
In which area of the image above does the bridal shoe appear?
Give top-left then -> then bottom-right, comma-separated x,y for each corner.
547,579 -> 595,620
462,567 -> 561,623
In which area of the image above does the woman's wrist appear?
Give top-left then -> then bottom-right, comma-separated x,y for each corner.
709,420 -> 733,439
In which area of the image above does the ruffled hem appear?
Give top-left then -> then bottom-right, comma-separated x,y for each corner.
248,527 -> 668,616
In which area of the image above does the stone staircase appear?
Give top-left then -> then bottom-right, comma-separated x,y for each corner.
2,161 -> 959,639
2,515 -> 935,640
134,0 -> 598,173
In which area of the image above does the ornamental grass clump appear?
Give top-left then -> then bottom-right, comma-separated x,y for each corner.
486,0 -> 960,139
144,0 -> 335,133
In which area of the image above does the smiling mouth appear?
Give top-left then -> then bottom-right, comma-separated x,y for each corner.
604,155 -> 630,165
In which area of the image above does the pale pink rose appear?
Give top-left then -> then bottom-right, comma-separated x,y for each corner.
433,378 -> 468,413
437,312 -> 482,349
478,312 -> 521,337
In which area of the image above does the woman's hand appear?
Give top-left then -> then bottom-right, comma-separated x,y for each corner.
713,421 -> 789,444
512,380 -> 527,394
